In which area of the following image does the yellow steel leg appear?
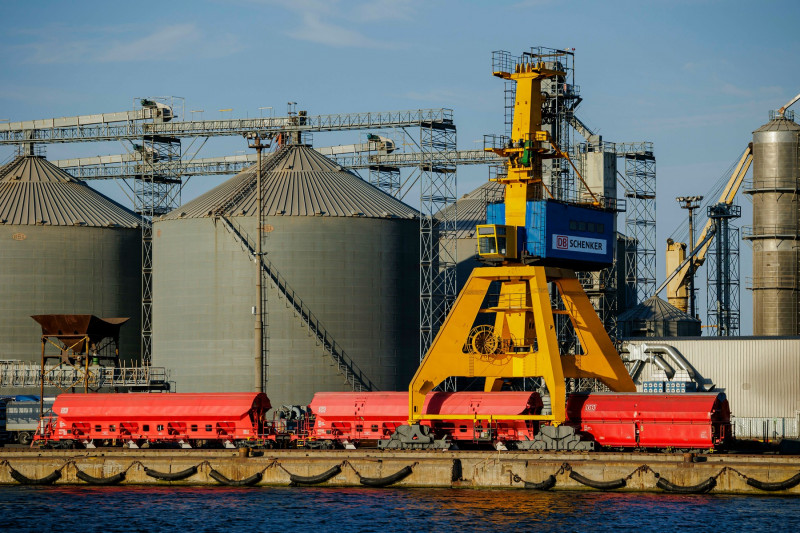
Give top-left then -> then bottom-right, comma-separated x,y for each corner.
408,265 -> 634,425
556,276 -> 636,392
527,267 -> 567,423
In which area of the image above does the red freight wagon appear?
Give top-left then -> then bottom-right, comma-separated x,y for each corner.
565,393 -> 731,449
423,391 -> 543,443
308,392 -> 409,443
308,391 -> 542,446
37,393 -> 270,448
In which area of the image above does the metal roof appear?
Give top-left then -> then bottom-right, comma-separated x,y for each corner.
754,116 -> 800,133
0,155 -> 141,227
161,145 -> 419,220
617,295 -> 700,324
436,181 -> 504,239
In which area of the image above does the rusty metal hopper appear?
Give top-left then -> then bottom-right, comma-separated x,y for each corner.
31,314 -> 129,352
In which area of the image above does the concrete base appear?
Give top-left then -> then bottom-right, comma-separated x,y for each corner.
0,449 -> 798,495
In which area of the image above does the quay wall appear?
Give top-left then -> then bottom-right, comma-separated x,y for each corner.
1,449 -> 798,496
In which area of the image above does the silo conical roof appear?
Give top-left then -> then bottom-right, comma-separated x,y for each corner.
754,115 -> 800,133
436,181 -> 504,238
161,145 -> 419,220
617,295 -> 699,323
0,155 -> 141,227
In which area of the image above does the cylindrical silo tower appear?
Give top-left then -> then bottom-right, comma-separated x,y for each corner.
0,155 -> 143,365
152,144 -> 420,408
436,181 -> 504,292
746,113 -> 800,335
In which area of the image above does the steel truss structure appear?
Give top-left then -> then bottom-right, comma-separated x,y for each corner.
618,142 -> 657,306
51,149 -> 499,180
0,360 -> 168,390
706,203 -> 741,336
418,118 -> 458,362
1,104 -> 459,365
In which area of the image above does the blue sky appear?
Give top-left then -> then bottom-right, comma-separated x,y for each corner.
2,0 -> 799,334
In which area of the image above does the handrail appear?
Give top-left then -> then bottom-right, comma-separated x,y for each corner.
218,215 -> 376,392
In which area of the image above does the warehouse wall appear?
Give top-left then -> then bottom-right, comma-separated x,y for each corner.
622,337 -> 800,439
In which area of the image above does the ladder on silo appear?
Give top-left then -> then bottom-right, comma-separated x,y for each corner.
218,215 -> 377,392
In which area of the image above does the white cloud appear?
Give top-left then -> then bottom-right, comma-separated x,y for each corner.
256,0 -> 411,48
288,13 -> 395,48
9,23 -> 243,64
355,0 -> 417,22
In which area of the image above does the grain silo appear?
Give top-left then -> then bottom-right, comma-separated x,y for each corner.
745,114 -> 800,335
152,144 -> 420,408
0,155 -> 142,364
436,181 -> 504,291
618,295 -> 701,338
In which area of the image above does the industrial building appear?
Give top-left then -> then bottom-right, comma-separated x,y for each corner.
0,153 -> 142,368
152,144 -> 420,407
623,337 -> 800,439
0,48 -> 798,444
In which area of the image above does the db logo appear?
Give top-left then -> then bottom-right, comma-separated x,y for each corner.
556,235 -> 569,250
585,404 -> 597,411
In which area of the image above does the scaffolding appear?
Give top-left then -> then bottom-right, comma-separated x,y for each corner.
618,142 -> 657,305
706,203 -> 741,336
419,115 -> 458,362
4,105 -> 459,371
132,97 -> 184,365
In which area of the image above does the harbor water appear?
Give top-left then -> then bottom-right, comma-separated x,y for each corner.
2,486 -> 799,532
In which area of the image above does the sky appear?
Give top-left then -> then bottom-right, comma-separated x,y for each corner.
2,0 -> 799,335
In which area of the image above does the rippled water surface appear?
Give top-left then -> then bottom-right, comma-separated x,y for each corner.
1,486 -> 799,532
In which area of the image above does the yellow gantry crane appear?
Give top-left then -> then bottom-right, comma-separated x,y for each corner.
661,145 -> 753,312
404,51 -> 635,437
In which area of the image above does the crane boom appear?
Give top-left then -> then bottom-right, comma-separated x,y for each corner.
663,144 -> 752,308
779,92 -> 800,116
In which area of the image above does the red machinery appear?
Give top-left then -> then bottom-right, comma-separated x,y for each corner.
306,391 -> 729,450
565,393 -> 731,449
32,390 -> 731,451
307,391 -> 543,446
36,393 -> 270,448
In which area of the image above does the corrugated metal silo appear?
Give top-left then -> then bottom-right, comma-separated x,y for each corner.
436,181 -> 504,291
152,145 -> 420,408
618,295 -> 701,338
0,155 -> 142,364
746,115 -> 800,335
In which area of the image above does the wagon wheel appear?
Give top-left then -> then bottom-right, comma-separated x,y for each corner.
467,325 -> 499,355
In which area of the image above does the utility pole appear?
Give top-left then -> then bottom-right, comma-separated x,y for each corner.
247,133 -> 267,393
676,195 -> 703,320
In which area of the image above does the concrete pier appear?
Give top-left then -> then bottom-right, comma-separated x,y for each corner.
1,449 -> 798,495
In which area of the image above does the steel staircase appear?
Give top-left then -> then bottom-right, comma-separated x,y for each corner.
218,215 -> 377,392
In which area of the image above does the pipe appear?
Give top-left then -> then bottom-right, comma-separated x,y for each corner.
649,354 -> 676,380
641,343 -> 695,380
621,348 -> 675,380
778,92 -> 800,116
629,360 -> 644,381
